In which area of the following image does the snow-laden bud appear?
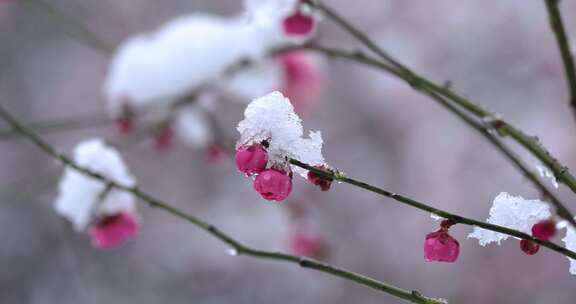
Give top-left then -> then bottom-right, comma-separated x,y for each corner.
236,144 -> 269,175
55,139 -> 140,249
424,220 -> 460,263
288,233 -> 327,259
253,169 -> 292,201
307,165 -> 333,191
520,239 -> 540,255
90,212 -> 139,250
236,91 -> 325,177
237,92 -> 329,199
532,219 -> 556,241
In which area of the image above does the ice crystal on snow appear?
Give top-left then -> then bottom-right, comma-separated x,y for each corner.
468,192 -> 551,246
535,163 -> 559,189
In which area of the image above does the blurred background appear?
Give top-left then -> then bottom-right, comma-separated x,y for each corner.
2,0 -> 576,303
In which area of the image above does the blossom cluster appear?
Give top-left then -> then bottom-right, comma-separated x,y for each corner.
235,91 -> 332,201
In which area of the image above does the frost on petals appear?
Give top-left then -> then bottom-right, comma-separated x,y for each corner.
54,139 -> 139,249
562,225 -> 576,275
468,192 -> 551,246
236,91 -> 325,177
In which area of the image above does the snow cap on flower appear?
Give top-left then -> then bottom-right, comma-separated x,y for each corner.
562,224 -> 576,275
468,192 -> 551,246
54,139 -> 137,231
236,91 -> 325,177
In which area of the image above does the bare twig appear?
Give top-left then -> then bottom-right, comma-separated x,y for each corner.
0,113 -> 113,140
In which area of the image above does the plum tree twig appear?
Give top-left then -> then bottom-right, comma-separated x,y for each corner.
2,103 -> 576,261
0,105 -> 447,304
306,0 -> 576,222
303,44 -> 576,228
309,0 -> 576,197
543,0 -> 576,120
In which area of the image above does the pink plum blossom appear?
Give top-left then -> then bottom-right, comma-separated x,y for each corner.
253,169 -> 292,201
235,144 -> 269,175
90,212 -> 139,250
424,220 -> 459,263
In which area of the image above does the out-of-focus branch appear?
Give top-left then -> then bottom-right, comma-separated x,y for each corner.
0,45 -> 298,140
0,113 -> 113,139
0,105 -> 446,304
20,0 -> 114,54
289,159 -> 576,260
544,0 -> 576,120
306,1 -> 576,205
